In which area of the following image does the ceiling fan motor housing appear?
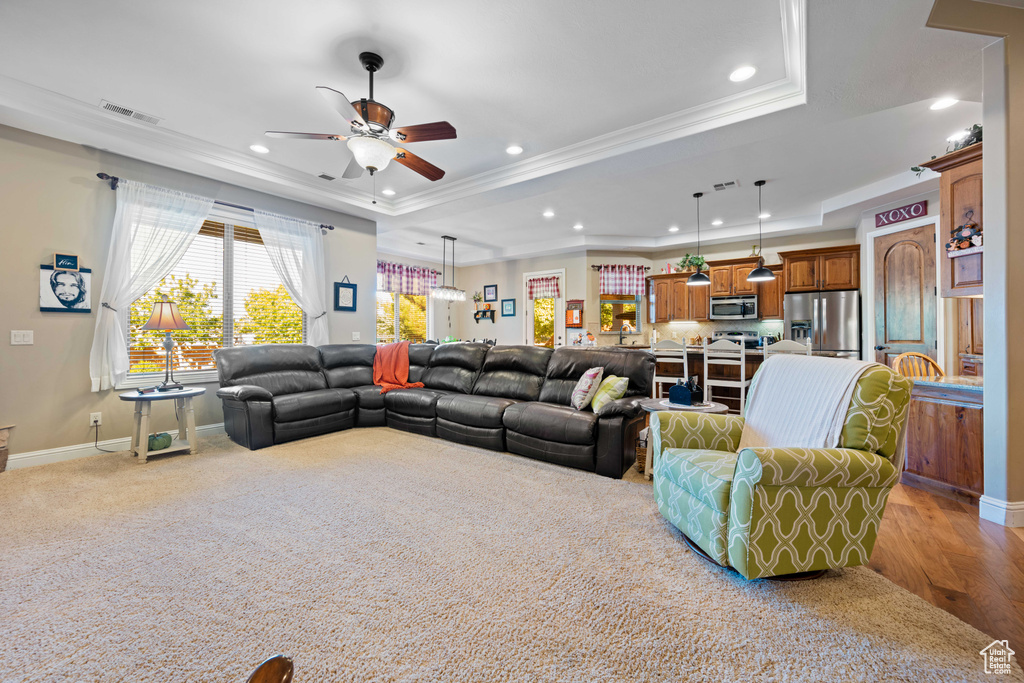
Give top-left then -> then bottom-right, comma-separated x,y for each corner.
353,99 -> 394,133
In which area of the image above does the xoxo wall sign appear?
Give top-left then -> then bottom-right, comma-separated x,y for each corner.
875,200 -> 928,228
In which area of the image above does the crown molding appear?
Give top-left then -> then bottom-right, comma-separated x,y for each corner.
0,1 -> 805,222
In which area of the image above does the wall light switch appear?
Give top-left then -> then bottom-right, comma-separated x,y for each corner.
351,331 -> 361,341
10,330 -> 33,345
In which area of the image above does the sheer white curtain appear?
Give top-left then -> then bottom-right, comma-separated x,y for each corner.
253,210 -> 329,346
89,180 -> 215,391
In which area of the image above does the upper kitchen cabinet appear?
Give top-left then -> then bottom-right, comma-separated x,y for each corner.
708,257 -> 761,296
757,265 -> 785,320
647,273 -> 711,323
923,143 -> 983,297
780,246 -> 860,293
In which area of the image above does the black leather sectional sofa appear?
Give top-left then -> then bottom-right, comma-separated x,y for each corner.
214,343 -> 654,478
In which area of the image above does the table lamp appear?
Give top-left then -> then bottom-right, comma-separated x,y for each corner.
141,295 -> 190,391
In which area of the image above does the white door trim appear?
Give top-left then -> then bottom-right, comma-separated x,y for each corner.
523,268 -> 567,346
864,216 -> 943,370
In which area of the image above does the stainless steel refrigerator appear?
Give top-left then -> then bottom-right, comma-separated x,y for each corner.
784,290 -> 861,358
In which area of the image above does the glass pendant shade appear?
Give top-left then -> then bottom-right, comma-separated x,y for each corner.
687,270 -> 711,286
747,265 -> 775,282
347,136 -> 395,173
431,235 -> 466,301
431,286 -> 466,301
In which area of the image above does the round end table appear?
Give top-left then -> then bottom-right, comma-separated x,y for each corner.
638,398 -> 730,479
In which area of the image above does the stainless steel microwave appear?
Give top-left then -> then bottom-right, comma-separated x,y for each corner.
710,295 -> 758,320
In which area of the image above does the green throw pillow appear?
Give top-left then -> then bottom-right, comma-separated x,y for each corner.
591,375 -> 629,412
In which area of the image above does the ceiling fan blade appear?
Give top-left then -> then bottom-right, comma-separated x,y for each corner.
394,148 -> 445,181
391,121 -> 457,143
341,156 -> 364,179
316,86 -> 366,127
265,131 -> 347,141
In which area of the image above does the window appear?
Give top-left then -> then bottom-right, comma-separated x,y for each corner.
376,291 -> 431,343
126,221 -> 305,383
600,294 -> 641,334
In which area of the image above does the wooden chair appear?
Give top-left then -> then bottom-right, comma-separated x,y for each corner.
704,338 -> 751,415
247,655 -> 294,683
892,352 -> 944,378
763,339 -> 812,357
650,339 -> 689,398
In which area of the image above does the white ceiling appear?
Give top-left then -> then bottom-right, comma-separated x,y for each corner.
0,0 -> 995,264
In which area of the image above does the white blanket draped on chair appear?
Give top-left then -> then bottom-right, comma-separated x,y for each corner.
738,355 -> 875,450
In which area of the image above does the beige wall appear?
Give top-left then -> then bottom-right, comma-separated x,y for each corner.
0,125 -> 377,458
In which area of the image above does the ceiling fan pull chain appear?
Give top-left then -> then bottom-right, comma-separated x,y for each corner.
372,173 -> 377,205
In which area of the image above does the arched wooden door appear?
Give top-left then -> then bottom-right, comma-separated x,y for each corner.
873,224 -> 937,366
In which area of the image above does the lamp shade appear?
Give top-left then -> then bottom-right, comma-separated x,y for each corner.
686,270 -> 711,286
747,265 -> 776,282
141,296 -> 190,331
347,136 -> 395,173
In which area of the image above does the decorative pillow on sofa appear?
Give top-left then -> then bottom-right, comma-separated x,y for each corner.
591,375 -> 629,413
570,366 -> 604,410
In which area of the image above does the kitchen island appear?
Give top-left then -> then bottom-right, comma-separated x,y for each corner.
902,375 -> 984,500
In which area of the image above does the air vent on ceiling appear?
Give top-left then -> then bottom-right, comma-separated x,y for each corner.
318,173 -> 336,181
99,100 -> 162,125
713,180 -> 740,191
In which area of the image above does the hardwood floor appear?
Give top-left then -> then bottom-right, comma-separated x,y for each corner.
870,483 -> 1024,649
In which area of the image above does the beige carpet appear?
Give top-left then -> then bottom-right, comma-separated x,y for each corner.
1,428 -> 1018,682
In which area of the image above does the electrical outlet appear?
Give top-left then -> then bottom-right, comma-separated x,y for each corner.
10,330 -> 34,345
351,331 -> 361,341
89,412 -> 102,427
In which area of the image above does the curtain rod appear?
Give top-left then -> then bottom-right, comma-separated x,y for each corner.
590,264 -> 651,270
97,173 -> 335,231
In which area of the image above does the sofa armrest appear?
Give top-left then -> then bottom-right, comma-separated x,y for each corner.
735,447 -> 898,489
650,411 -> 744,463
217,385 -> 273,402
596,396 -> 644,419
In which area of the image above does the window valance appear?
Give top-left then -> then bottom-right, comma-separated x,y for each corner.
598,264 -> 646,296
526,276 -> 561,300
377,260 -> 440,296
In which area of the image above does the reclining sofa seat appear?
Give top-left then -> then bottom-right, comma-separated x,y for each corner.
435,345 -> 553,451
215,344 -> 356,449
384,342 -> 489,437
502,347 -> 655,478
214,342 -> 655,479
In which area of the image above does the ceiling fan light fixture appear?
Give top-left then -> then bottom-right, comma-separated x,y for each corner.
347,136 -> 395,174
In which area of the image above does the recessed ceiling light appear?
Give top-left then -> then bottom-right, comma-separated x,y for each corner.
381,188 -> 396,196
573,223 -> 584,231
543,209 -> 555,218
729,66 -> 757,82
758,212 -> 771,220
506,144 -> 524,155
668,226 -> 679,233
249,144 -> 270,154
711,219 -> 724,226
947,129 -> 970,142
930,97 -> 959,110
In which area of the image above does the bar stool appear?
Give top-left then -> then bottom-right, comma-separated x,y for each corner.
704,338 -> 751,415
763,338 -> 812,358
650,339 -> 689,398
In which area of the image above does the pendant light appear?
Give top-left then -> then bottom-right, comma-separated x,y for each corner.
747,179 -> 776,282
431,235 -> 466,301
687,192 -> 711,286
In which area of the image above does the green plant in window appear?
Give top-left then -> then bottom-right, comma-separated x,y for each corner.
600,303 -> 613,331
130,274 -> 221,373
398,294 -> 428,342
533,297 -> 555,347
236,284 -> 304,345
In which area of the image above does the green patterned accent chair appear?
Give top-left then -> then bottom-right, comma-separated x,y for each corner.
651,365 -> 913,579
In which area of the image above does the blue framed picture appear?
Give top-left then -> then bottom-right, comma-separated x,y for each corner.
501,298 -> 515,317
334,280 -> 357,312
484,284 -> 498,302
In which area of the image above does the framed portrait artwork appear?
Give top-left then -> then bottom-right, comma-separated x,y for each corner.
501,298 -> 516,317
483,284 -> 498,302
334,279 -> 357,312
40,265 -> 91,313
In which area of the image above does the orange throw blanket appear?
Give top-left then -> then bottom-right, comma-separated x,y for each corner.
373,341 -> 425,394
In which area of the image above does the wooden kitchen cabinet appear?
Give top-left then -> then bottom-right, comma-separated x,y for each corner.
757,264 -> 785,320
647,273 -> 711,323
689,282 -> 710,321
707,257 -> 761,297
709,267 -> 733,296
923,143 -> 983,297
732,263 -> 759,295
670,278 -> 690,321
651,278 -> 670,323
780,245 -> 860,293
957,297 -> 983,377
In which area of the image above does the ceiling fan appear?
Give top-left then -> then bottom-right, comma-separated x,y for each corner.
266,52 -> 455,182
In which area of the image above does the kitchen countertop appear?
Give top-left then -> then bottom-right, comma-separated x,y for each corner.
912,375 -> 983,393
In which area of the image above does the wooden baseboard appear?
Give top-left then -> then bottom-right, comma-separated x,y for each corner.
900,471 -> 980,504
